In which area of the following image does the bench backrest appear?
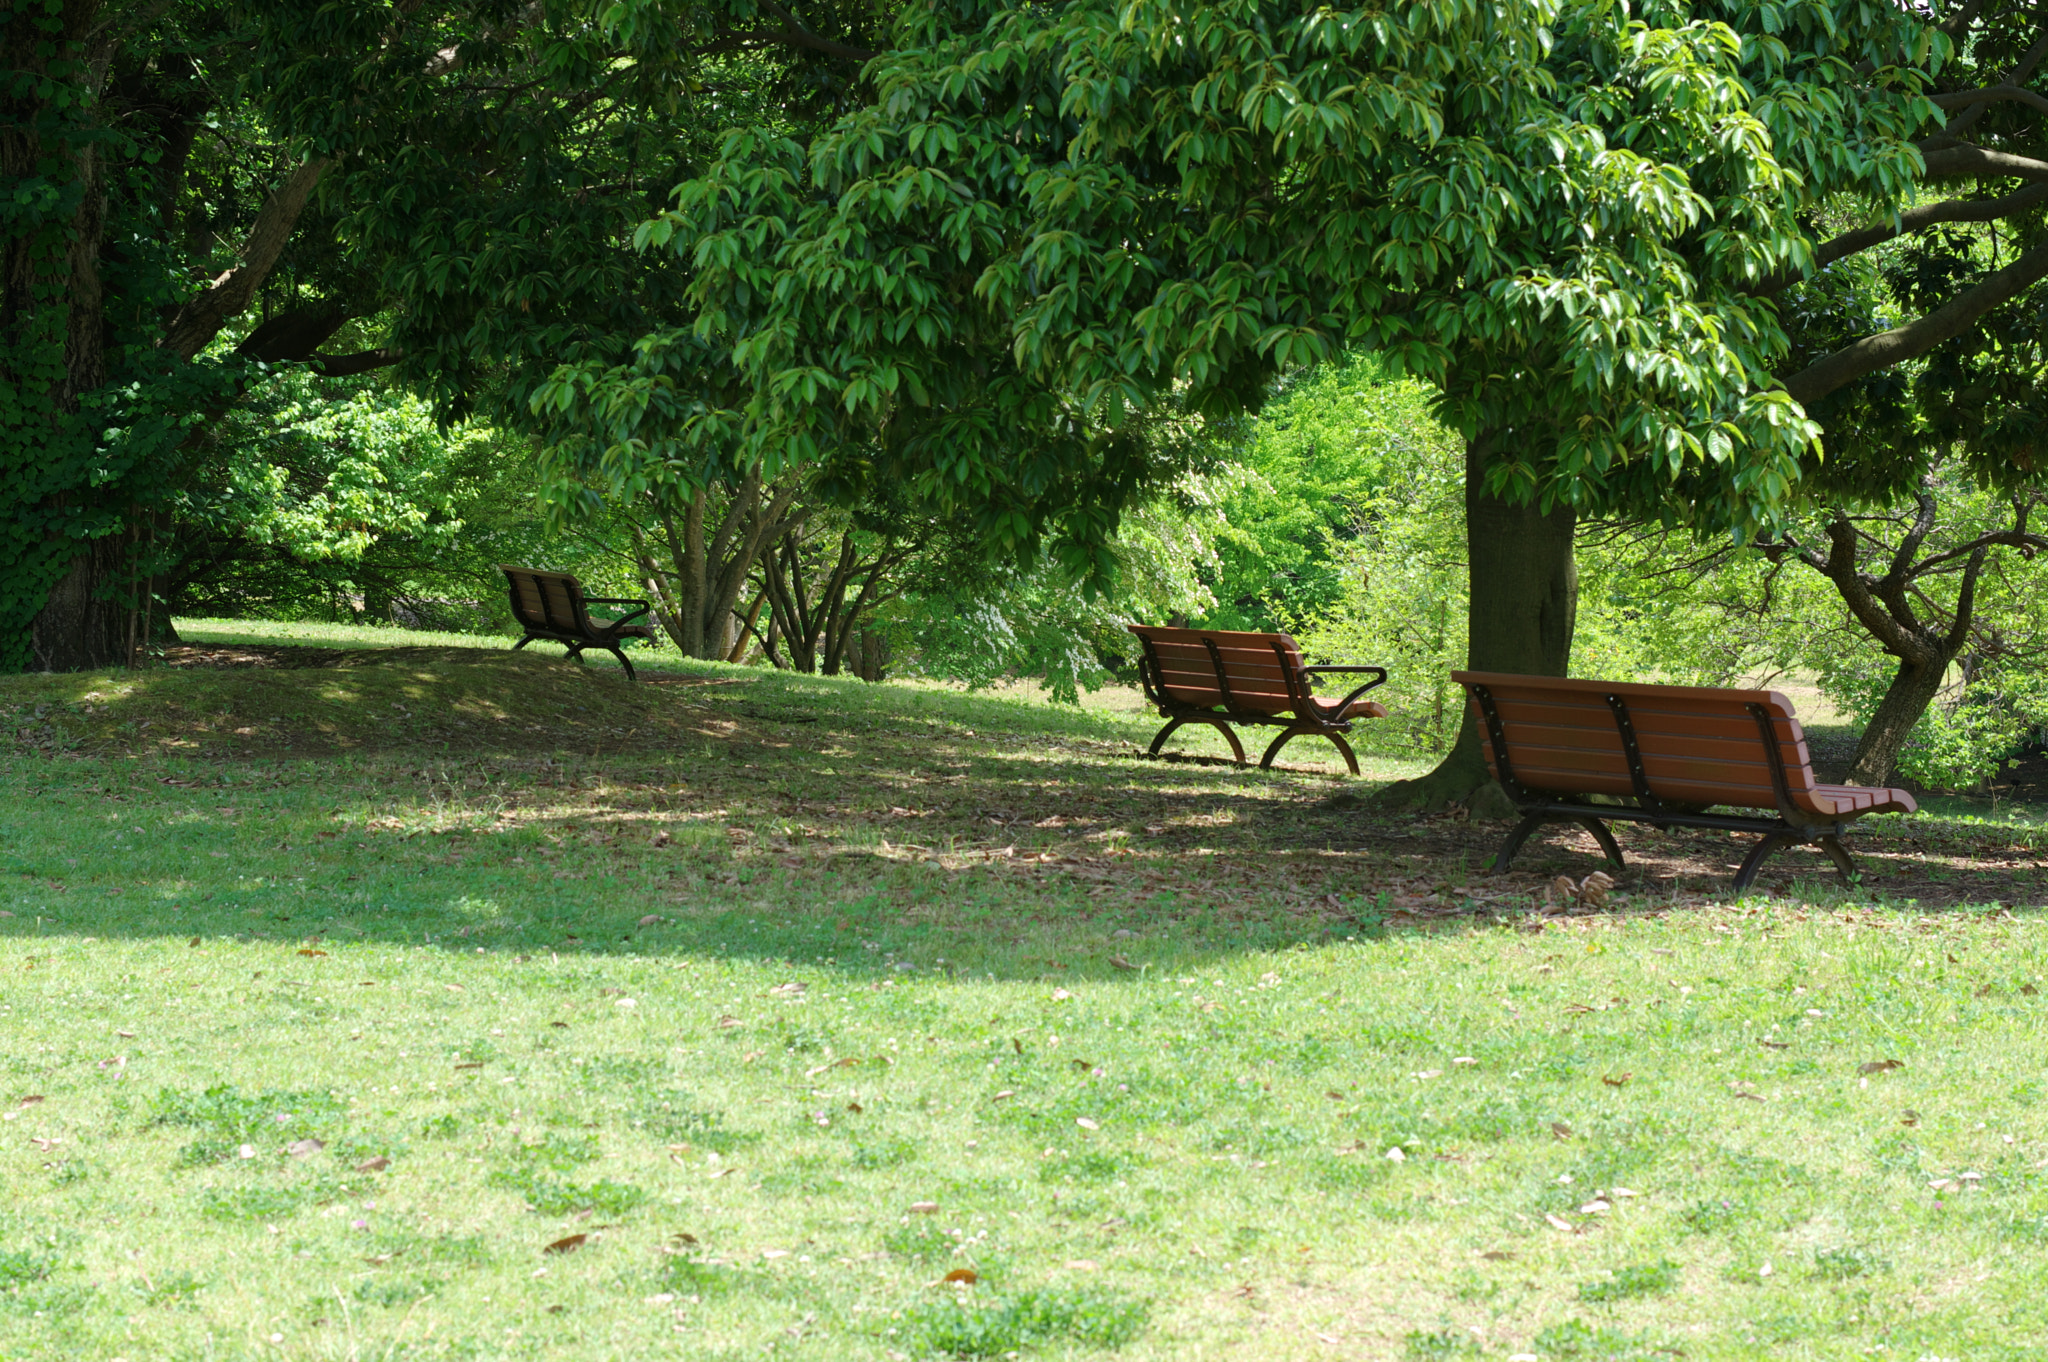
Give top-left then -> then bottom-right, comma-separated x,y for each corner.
1128,625 -> 1311,716
501,565 -> 596,638
1454,671 -> 1827,815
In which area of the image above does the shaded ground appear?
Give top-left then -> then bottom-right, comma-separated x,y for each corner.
5,643 -> 2042,921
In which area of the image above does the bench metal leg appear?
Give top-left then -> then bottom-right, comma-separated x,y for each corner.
1818,834 -> 1858,881
1258,726 -> 1359,776
1148,716 -> 1246,765
1488,813 -> 1547,874
605,646 -> 638,682
513,635 -> 537,651
1573,817 -> 1625,869
1733,834 -> 1795,893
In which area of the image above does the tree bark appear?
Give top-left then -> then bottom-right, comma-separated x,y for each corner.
1373,431 -> 1578,812
1843,654 -> 1953,786
29,536 -> 130,671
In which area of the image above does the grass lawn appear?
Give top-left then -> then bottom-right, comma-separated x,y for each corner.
2,623 -> 2046,1361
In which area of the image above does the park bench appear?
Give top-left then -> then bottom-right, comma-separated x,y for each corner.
1455,670 -> 1918,891
500,565 -> 657,681
1128,625 -> 1388,774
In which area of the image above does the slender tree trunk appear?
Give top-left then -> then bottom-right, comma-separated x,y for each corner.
1373,431 -> 1577,813
1843,651 -> 1953,786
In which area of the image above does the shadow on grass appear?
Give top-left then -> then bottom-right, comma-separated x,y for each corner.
2,645 -> 2044,978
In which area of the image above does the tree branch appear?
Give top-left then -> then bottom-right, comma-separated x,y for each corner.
1919,143 -> 2048,182
1754,181 -> 2048,295
1780,236 -> 2048,407
159,156 -> 335,361
309,347 -> 403,378
1819,517 -> 1920,657
1930,83 -> 2048,116
746,0 -> 878,61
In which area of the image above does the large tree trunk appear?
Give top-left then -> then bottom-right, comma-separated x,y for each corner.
1843,651 -> 1953,786
29,537 -> 129,671
1373,431 -> 1577,813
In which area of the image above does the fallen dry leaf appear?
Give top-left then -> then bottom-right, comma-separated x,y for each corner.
1108,955 -> 1137,971
115,1030 -> 134,1038
637,915 -> 663,927
1051,988 -> 1073,1002
286,1138 -> 324,1158
1858,1059 -> 1904,1075
716,1015 -> 744,1030
940,1268 -> 978,1285
1076,1117 -> 1100,1131
1550,1122 -> 1573,1141
1603,1073 -> 1631,1087
908,1202 -> 940,1215
355,1157 -> 390,1173
1479,1250 -> 1515,1261
1065,1260 -> 1100,1271
297,949 -> 327,958
18,1096 -> 43,1107
1760,1040 -> 1790,1050
1544,1213 -> 1575,1232
543,1234 -> 587,1255
768,982 -> 807,998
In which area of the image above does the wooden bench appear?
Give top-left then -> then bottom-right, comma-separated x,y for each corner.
500,565 -> 657,681
1128,625 -> 1388,774
1455,670 -> 1917,891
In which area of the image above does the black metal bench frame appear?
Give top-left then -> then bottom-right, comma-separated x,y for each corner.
1468,681 -> 1863,893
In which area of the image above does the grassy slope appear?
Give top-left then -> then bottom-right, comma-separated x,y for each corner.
1,629 -> 2045,1361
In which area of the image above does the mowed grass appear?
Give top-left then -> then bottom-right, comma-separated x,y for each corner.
2,630 -> 2047,1360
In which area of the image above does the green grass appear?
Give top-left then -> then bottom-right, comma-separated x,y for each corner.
1,624 -> 2046,1359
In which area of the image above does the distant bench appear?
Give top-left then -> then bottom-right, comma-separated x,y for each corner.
500,565 -> 656,681
1456,671 -> 1917,891
1129,625 -> 1387,774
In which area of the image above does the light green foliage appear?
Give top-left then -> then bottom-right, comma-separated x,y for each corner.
897,470 -> 1233,703
1205,357 -> 1453,634
1284,405 -> 1467,757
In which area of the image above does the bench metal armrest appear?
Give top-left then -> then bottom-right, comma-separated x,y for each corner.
584,598 -> 652,631
1304,665 -> 1387,709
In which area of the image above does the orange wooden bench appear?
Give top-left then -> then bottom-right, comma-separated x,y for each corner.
1128,625 -> 1388,774
1455,671 -> 1917,891
501,565 -> 656,680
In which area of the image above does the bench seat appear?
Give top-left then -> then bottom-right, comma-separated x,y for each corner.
501,565 -> 656,681
1455,670 -> 1917,892
1130,625 -> 1387,774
